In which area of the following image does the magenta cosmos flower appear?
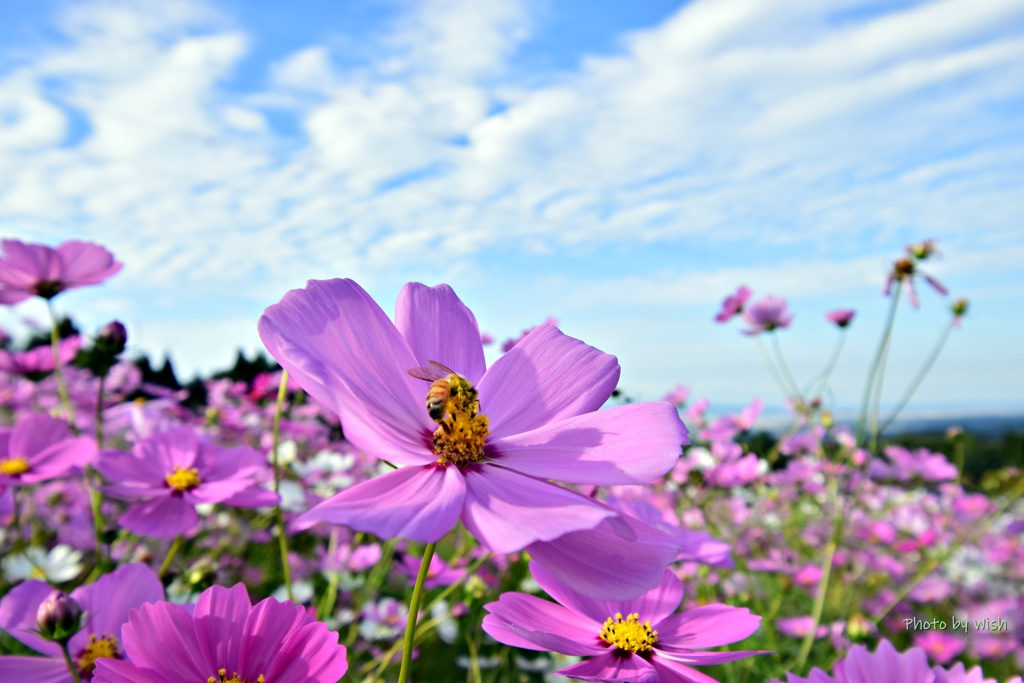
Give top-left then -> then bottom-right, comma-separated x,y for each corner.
825,309 -> 855,328
0,239 -> 122,304
0,563 -> 163,682
0,336 -> 82,375
714,285 -> 752,323
92,583 -> 348,683
96,427 -> 278,537
259,280 -> 688,554
484,561 -> 766,682
741,295 -> 793,335
0,413 -> 96,487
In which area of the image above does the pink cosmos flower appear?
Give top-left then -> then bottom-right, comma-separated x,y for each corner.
0,336 -> 83,375
934,663 -> 1021,683
884,253 -> 948,309
92,583 -> 348,683
0,563 -> 163,682
914,630 -> 966,665
483,562 -> 767,681
714,285 -> 752,323
258,280 -> 687,555
96,427 -> 279,537
0,240 -> 122,304
0,413 -> 96,487
742,295 -> 793,334
661,384 -> 691,408
825,308 -> 855,328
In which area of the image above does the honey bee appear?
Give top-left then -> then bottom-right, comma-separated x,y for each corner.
407,360 -> 460,422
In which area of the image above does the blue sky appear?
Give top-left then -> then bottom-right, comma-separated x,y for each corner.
1,0 -> 1022,418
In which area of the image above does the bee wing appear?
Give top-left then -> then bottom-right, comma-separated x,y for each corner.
407,360 -> 458,382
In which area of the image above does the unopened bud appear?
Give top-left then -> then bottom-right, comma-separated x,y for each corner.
951,298 -> 969,318
907,239 -> 938,260
846,613 -> 873,643
96,321 -> 127,355
36,591 -> 83,641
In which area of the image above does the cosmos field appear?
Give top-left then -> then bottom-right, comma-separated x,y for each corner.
0,237 -> 1021,683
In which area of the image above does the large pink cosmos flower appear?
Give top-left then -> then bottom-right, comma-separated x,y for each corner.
0,240 -> 122,304
483,562 -> 766,682
92,583 -> 348,683
259,280 -> 688,556
0,413 -> 96,487
0,563 -> 163,682
96,427 -> 278,537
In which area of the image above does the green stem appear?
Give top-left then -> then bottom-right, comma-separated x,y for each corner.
317,527 -> 341,622
59,640 -> 84,683
89,373 -> 108,574
877,322 -> 953,437
793,478 -> 845,673
857,281 -> 902,447
159,534 -> 183,578
803,333 -> 847,399
770,332 -> 802,401
270,371 -> 293,602
755,335 -> 793,399
397,542 -> 437,683
47,300 -> 77,432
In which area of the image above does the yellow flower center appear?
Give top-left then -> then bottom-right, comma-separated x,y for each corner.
166,466 -> 202,491
0,457 -> 29,476
600,612 -> 659,654
432,375 -> 489,467
76,633 -> 120,677
208,669 -> 266,683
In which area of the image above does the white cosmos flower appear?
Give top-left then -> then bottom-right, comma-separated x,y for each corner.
2,544 -> 83,582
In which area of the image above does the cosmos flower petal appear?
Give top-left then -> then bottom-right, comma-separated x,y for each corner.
528,519 -> 680,602
119,602 -> 209,678
265,620 -> 350,683
259,279 -> 436,464
0,580 -> 63,657
187,478 -> 262,504
490,402 -> 687,484
71,563 -> 164,638
395,282 -> 486,384
0,656 -> 70,683
298,464 -> 465,543
0,240 -> 61,286
54,240 -> 122,286
477,324 -> 620,439
655,604 -> 762,648
20,436 -> 96,483
556,651 -> 658,682
239,596 -> 312,676
221,485 -> 280,508
120,496 -> 199,538
93,658 -> 161,683
136,427 -> 199,469
460,464 -> 615,553
650,657 -> 727,683
96,448 -> 165,486
606,568 -> 684,626
197,444 -> 264,481
838,640 -> 933,682
195,584 -> 251,676
482,594 -> 604,656
655,648 -> 774,665
9,414 -> 70,460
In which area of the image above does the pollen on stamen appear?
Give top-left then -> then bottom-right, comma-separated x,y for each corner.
599,612 -> 659,654
0,456 -> 30,476
432,376 -> 489,467
207,669 -> 266,683
75,633 -> 121,678
166,466 -> 202,491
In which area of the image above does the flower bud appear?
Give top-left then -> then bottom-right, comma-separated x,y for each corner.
96,321 -> 127,355
36,591 -> 83,641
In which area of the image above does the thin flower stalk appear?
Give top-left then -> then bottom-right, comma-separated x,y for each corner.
59,641 -> 84,683
756,335 -> 795,399
770,332 -> 803,402
857,280 -> 902,448
47,300 -> 76,431
878,321 -> 954,436
802,332 -> 847,399
271,370 -> 294,602
158,534 -> 183,578
397,541 -> 437,683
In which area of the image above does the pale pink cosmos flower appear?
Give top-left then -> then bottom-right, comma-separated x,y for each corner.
742,296 -> 793,334
484,562 -> 767,681
259,281 -> 687,560
826,308 -> 856,328
0,240 -> 122,305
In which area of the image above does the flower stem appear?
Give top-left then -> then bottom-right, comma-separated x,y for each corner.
47,300 -> 76,432
857,281 -> 901,448
755,335 -> 793,399
770,332 -> 802,401
877,321 -> 953,437
59,640 -> 83,683
270,370 -> 293,602
159,534 -> 183,578
397,541 -> 437,683
88,374 -> 108,574
803,333 -> 847,399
